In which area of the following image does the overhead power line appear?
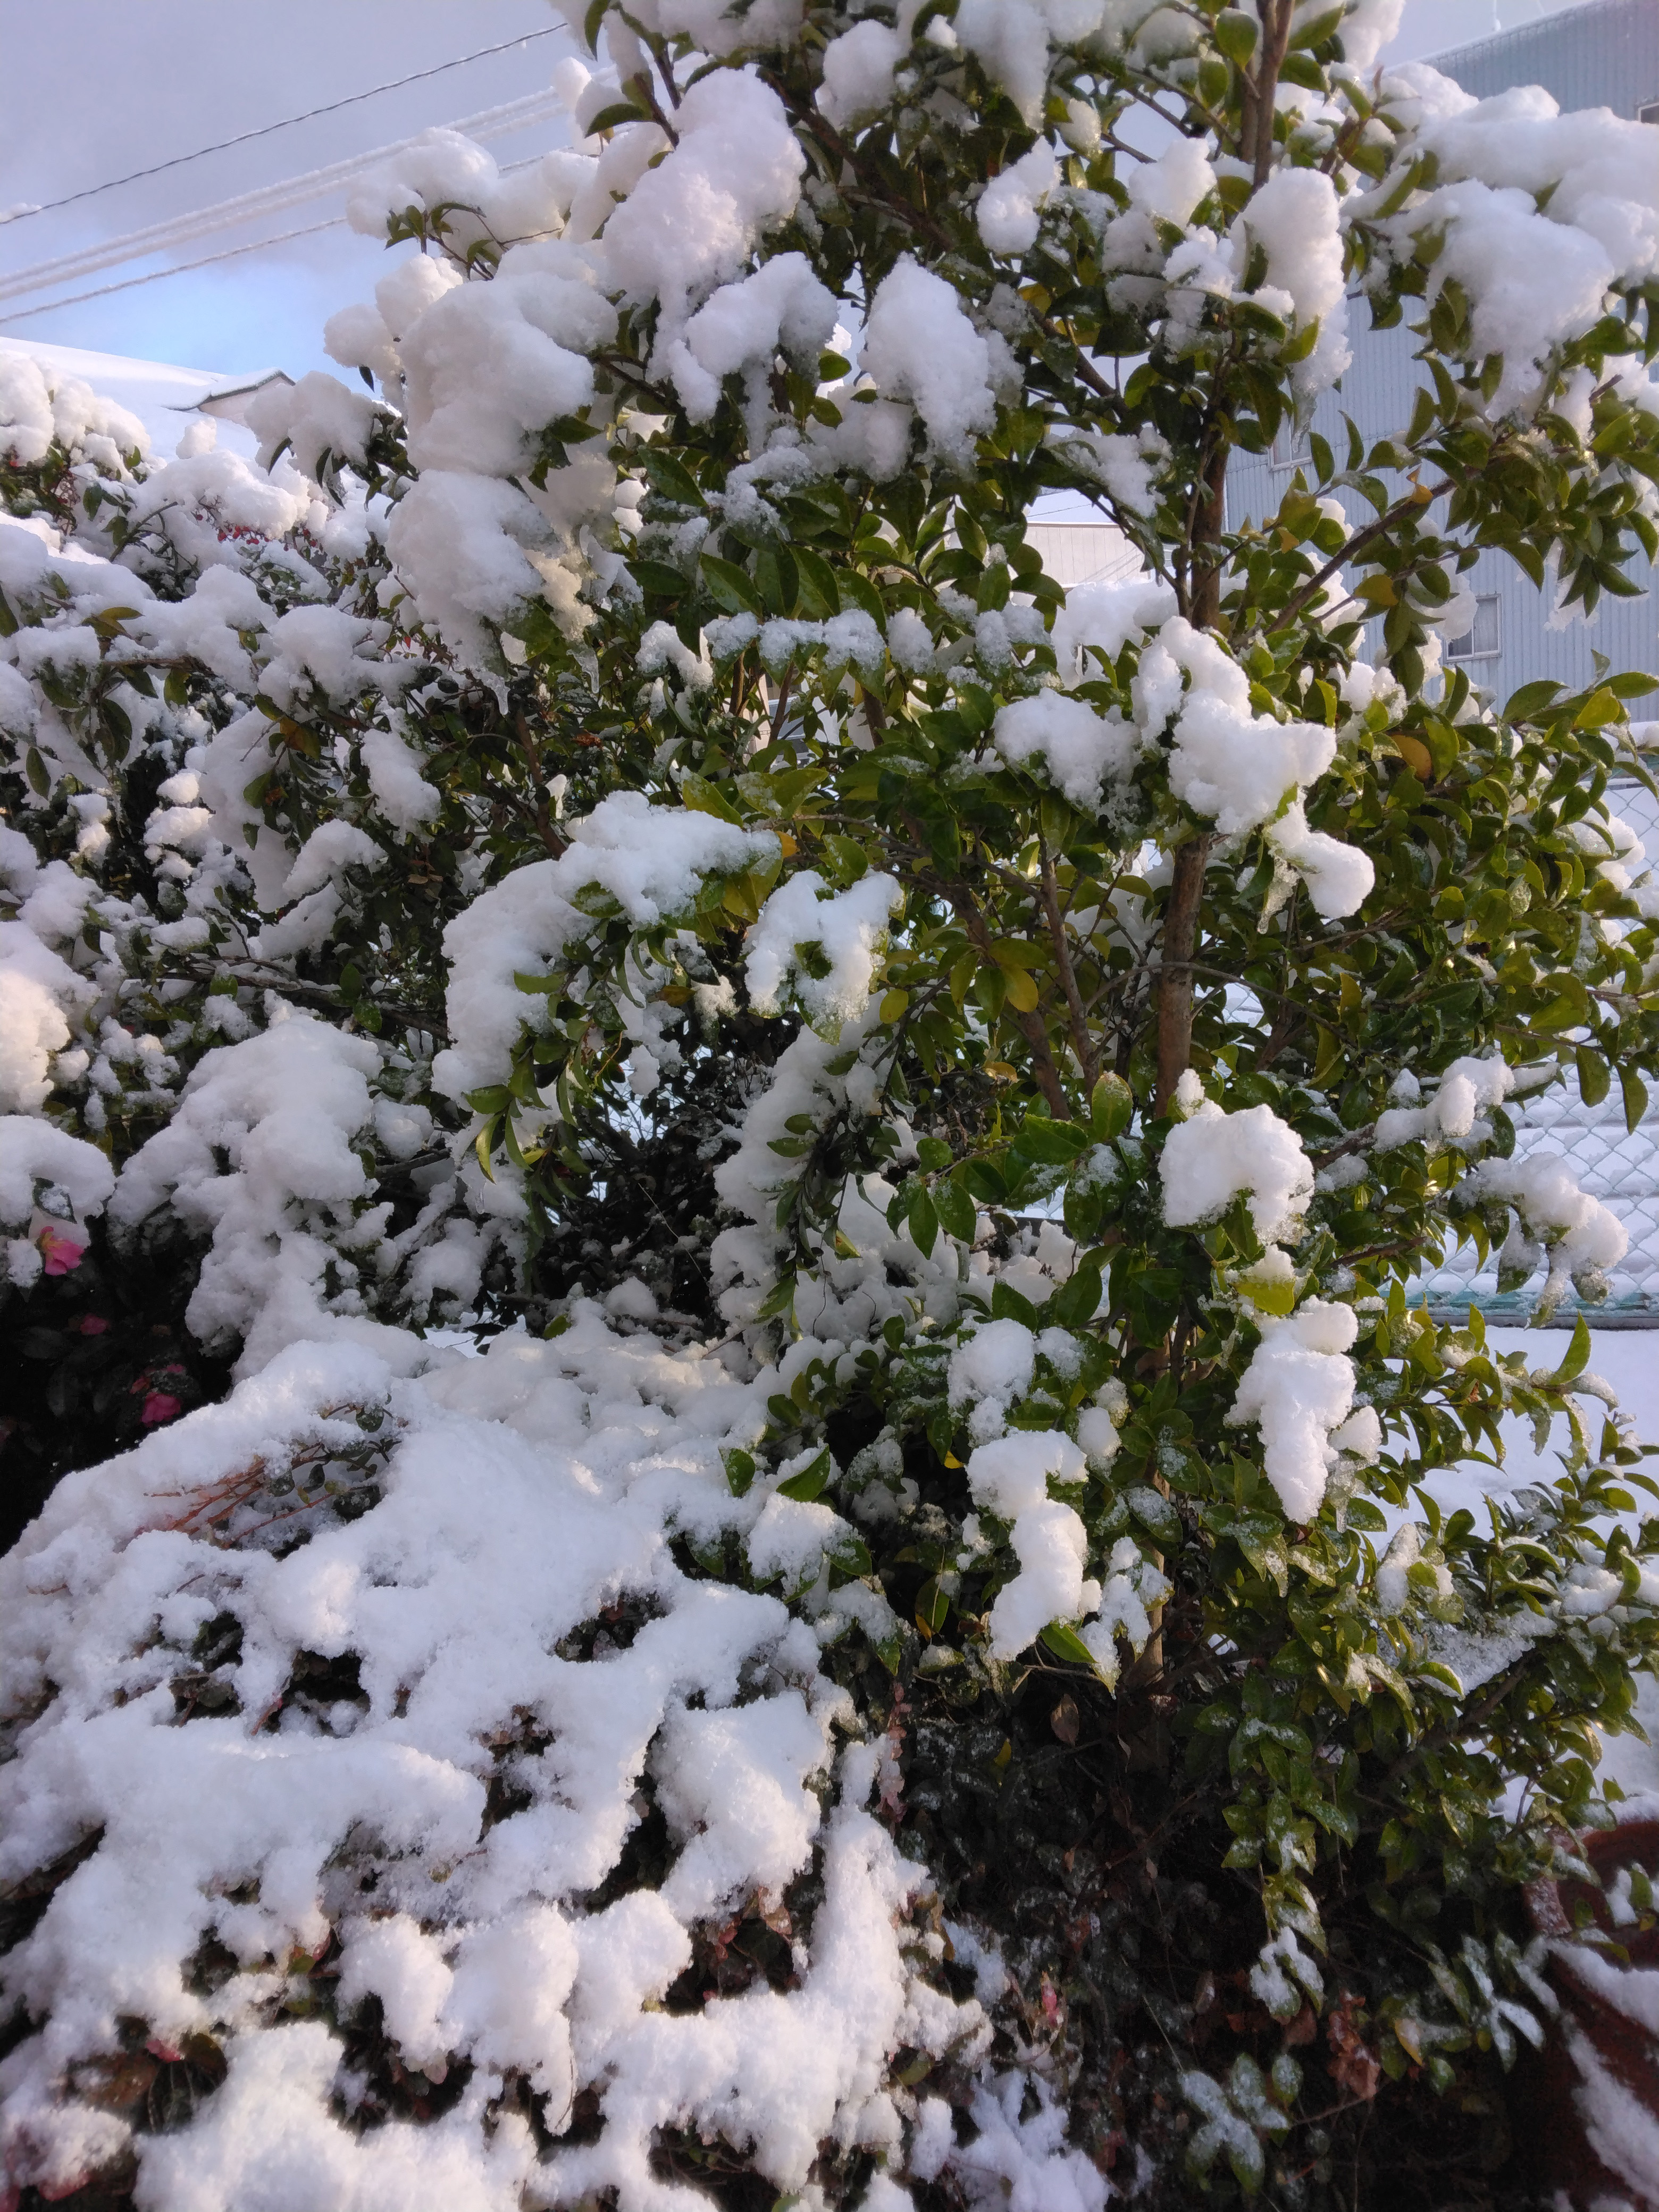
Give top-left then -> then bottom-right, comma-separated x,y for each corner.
0,150 -> 550,332
0,28 -> 559,229
0,89 -> 569,308
0,220 -> 345,328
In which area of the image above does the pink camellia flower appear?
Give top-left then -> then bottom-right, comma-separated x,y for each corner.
75,1314 -> 111,1335
37,1225 -> 86,1276
140,1392 -> 183,1426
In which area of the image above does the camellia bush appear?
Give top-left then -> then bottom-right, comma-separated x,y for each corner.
4,2 -> 1659,2206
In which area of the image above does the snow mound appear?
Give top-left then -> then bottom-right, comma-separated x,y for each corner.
0,1331 -> 984,2209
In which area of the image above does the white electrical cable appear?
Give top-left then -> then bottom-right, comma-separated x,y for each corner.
0,148 -> 555,332
0,87 -> 568,307
0,220 -> 345,328
1,28 -> 559,228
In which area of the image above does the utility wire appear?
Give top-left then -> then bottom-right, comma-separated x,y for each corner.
0,28 -> 559,229
0,219 -> 345,328
0,152 -> 550,332
0,89 -> 569,306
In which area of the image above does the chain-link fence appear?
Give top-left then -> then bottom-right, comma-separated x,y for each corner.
1422,768 -> 1659,1329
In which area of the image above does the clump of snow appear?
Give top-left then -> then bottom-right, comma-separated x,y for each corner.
1161,1082 -> 1314,1249
384,471 -> 562,662
992,691 -> 1137,812
1460,1151 -> 1628,1316
1379,81 -> 1659,414
361,723 -> 442,832
1239,166 -> 1350,397
862,258 -> 996,463
0,1116 -> 114,1288
0,349 -> 147,475
978,144 -> 1059,257
1051,574 -> 1177,676
1375,1521 -> 1452,1616
950,1318 -> 1037,1446
244,371 -> 387,481
0,920 -> 97,1116
397,275 -> 599,479
434,793 -> 776,1102
744,869 -> 902,1030
1374,1053 -> 1513,1151
967,1430 -> 1092,1660
817,19 -> 901,127
1226,1300 -> 1360,1522
602,71 -> 805,333
106,1015 -> 415,1379
664,252 -> 837,423
1133,618 -> 1372,917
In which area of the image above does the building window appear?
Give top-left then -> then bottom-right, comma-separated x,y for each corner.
1446,593 -> 1501,661
1269,423 -> 1311,469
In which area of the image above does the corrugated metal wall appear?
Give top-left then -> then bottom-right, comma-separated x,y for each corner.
1226,312 -> 1659,712
1433,0 -> 1659,121
1024,522 -> 1142,588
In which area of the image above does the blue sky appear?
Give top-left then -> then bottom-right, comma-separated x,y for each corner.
0,0 -> 1588,386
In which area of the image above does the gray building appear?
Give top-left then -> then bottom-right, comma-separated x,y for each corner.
1231,0 -> 1659,711
1232,0 -> 1659,1323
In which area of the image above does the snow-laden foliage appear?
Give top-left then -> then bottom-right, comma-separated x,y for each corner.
4,3 -> 1659,2206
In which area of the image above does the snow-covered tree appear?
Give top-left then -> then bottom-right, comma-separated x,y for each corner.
4,3 -> 1659,2205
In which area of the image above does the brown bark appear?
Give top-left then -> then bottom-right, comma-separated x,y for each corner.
1036,833 -> 1100,1090
946,884 -> 1074,1121
1189,442 -> 1231,633
1241,1 -> 1296,187
1154,836 -> 1214,1118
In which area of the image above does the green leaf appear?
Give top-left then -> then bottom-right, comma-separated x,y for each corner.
1503,679 -> 1565,723
644,450 -> 706,509
1213,7 -> 1258,64
699,554 -> 763,615
724,1448 -> 757,1497
1557,1313 -> 1593,1384
1089,1073 -> 1133,1141
1013,1117 -> 1091,1166
755,543 -> 798,617
1046,1263 -> 1103,1329
678,772 -> 744,824
909,1189 -> 940,1258
1622,1066 -> 1649,1135
776,1448 -> 831,1502
1575,1047 -> 1611,1108
916,1578 -> 951,1635
629,558 -> 690,600
1575,686 -> 1624,730
755,1272 -> 797,1323
793,544 -> 841,618
991,1280 -> 1040,1329
585,97 -> 653,132
1040,1621 -> 1098,1668
933,1177 -> 978,1244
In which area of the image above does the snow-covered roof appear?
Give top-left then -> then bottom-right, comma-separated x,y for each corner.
0,337 -> 283,456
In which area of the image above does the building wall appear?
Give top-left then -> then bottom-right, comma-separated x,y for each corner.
1231,0 -> 1659,710
1228,311 -> 1658,713
1431,0 -> 1659,120
1233,1 -> 1659,1324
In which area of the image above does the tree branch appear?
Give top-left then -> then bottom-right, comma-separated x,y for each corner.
1155,835 -> 1214,1116
1037,830 -> 1101,1087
